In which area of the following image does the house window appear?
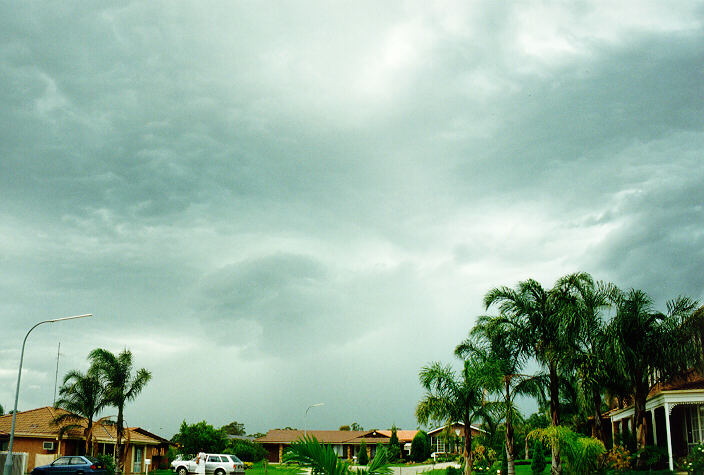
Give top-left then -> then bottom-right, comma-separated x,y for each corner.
684,405 -> 704,446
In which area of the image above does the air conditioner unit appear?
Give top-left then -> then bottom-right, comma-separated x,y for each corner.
43,441 -> 55,450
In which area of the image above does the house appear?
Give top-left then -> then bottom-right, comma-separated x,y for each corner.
255,429 -> 418,463
426,422 -> 486,456
608,369 -> 704,470
0,407 -> 172,474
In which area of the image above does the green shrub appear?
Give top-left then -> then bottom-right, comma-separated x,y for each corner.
445,466 -> 461,475
684,442 -> 704,473
224,439 -> 268,462
358,440 -> 369,465
388,426 -> 402,462
96,455 -> 115,475
411,431 -> 430,463
634,445 -> 667,470
531,439 -> 546,474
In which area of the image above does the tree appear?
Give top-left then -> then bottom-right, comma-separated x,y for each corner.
528,426 -> 605,475
284,435 -> 390,475
387,427 -> 401,462
339,425 -> 351,431
410,431 -> 430,463
484,278 -> 572,474
221,421 -> 246,436
53,369 -> 106,455
358,441 -> 369,465
531,439 -> 546,475
350,423 -> 363,431
224,438 -> 267,462
556,273 -> 618,441
606,290 -> 701,452
457,333 -> 543,475
173,420 -> 228,454
0,403 -> 4,416
416,361 -> 486,475
89,348 -> 151,475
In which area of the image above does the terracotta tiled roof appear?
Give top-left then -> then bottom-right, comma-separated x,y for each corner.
256,430 -> 368,444
375,430 -> 418,443
0,406 -> 161,445
648,368 -> 704,397
0,407 -> 84,438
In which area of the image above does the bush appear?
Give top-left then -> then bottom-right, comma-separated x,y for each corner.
528,425 -> 605,475
599,445 -> 631,472
411,431 -> 431,463
388,426 -> 402,462
224,439 -> 267,462
358,441 -> 369,465
634,445 -> 667,470
531,438 -> 547,474
445,466 -> 461,475
96,455 -> 115,475
684,442 -> 704,473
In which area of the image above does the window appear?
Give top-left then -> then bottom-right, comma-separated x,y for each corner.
684,405 -> 704,446
208,456 -> 221,462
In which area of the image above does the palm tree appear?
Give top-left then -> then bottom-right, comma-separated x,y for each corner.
416,360 -> 486,475
483,278 -> 570,474
89,348 -> 152,475
283,435 -> 390,475
556,273 -> 618,441
606,289 -> 701,451
53,369 -> 106,455
457,331 -> 544,475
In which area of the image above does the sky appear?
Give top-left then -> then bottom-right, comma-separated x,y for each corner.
1,1 -> 703,439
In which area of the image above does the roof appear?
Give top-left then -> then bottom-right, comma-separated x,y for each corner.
426,422 -> 486,436
375,430 -> 418,442
256,430 -> 368,444
0,407 -> 84,438
0,406 -> 165,446
256,429 -> 419,445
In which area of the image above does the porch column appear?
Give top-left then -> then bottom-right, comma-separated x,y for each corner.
664,402 -> 673,471
651,409 -> 657,446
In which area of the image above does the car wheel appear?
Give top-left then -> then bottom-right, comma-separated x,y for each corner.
214,469 -> 225,475
178,467 -> 189,475
76,471 -> 84,475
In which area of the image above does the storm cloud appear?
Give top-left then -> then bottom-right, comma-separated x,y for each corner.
1,1 -> 703,436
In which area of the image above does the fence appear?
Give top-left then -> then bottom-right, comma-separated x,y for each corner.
0,452 -> 29,475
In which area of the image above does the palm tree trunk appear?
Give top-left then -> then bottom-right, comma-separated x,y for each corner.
634,388 -> 649,467
591,385 -> 603,441
505,380 -> 516,475
549,362 -> 562,475
116,408 -> 124,475
85,420 -> 93,456
463,412 -> 473,475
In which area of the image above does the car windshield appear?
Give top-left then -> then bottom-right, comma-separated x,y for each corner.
229,455 -> 242,463
85,457 -> 99,464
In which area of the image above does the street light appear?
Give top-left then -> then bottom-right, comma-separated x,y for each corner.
3,314 -> 92,475
304,403 -> 324,437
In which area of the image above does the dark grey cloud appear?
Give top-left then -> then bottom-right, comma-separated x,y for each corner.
1,0 -> 703,436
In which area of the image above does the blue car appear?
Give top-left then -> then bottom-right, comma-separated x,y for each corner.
31,456 -> 107,475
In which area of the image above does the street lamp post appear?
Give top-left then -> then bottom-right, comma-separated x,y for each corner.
304,403 -> 324,437
2,314 -> 92,475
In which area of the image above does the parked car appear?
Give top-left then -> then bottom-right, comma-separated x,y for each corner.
171,454 -> 244,475
31,456 -> 107,475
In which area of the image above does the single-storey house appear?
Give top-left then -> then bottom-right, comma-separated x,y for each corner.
256,429 -> 418,463
0,407 -> 172,474
426,422 -> 486,456
609,369 -> 704,470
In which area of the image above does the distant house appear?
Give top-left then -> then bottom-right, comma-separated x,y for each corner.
0,407 -> 173,474
608,369 -> 704,471
426,422 -> 486,456
255,429 -> 418,463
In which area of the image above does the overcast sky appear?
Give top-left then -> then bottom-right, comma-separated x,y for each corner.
1,1 -> 703,438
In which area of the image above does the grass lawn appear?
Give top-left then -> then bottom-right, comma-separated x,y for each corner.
244,462 -> 309,475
